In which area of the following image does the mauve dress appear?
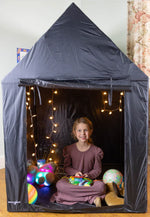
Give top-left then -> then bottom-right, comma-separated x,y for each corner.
50,143 -> 106,205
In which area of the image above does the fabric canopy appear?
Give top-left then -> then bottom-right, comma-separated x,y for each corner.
2,3 -> 149,213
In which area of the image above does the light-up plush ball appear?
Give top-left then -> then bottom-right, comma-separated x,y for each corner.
27,183 -> 38,204
103,169 -> 123,190
35,171 -> 55,186
27,165 -> 38,184
27,165 -> 38,175
35,172 -> 45,185
27,173 -> 35,184
46,172 -> 55,185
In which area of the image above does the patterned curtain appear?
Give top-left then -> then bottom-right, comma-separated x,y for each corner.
128,0 -> 150,157
128,0 -> 150,77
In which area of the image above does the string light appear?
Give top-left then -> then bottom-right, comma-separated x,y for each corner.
26,86 -> 59,164
54,90 -> 58,94
47,89 -> 59,164
32,114 -> 37,118
109,111 -> 112,115
101,91 -> 124,114
48,100 -> 52,104
46,136 -> 50,139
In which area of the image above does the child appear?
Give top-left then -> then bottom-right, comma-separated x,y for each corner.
50,117 -> 106,207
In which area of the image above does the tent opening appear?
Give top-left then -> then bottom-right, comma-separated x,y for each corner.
26,86 -> 124,207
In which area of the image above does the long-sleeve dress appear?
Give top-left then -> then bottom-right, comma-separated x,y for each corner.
50,143 -> 106,205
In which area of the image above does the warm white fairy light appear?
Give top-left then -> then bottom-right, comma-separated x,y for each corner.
26,87 -> 38,162
109,111 -> 112,115
46,136 -> 50,139
48,100 -> 52,104
46,89 -> 59,163
54,90 -> 58,94
32,114 -> 37,118
27,92 -> 30,96
101,91 -> 124,114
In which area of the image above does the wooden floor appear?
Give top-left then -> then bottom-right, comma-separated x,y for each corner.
0,166 -> 150,217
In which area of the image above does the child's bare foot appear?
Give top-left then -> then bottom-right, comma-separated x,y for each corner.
94,197 -> 101,207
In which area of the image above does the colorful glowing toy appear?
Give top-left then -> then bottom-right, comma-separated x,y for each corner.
27,173 -> 35,184
69,176 -> 93,186
27,183 -> 38,204
35,163 -> 55,186
103,169 -> 123,190
27,162 -> 55,186
27,165 -> 38,184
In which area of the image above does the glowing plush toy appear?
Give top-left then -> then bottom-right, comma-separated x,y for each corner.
27,165 -> 38,184
35,163 -> 55,186
103,169 -> 123,190
69,176 -> 93,186
27,183 -> 38,204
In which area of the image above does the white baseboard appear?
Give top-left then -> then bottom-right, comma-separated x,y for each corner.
0,156 -> 5,169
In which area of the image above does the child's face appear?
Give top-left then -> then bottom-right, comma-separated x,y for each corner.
74,123 -> 92,143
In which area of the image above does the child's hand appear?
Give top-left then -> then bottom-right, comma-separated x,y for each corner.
83,173 -> 88,178
75,172 -> 83,177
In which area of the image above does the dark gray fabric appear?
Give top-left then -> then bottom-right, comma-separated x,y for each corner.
1,3 -> 149,213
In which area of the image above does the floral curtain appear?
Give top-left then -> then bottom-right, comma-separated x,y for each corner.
128,0 -> 150,157
128,0 -> 150,77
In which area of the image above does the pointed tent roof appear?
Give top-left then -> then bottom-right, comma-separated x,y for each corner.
2,3 -> 147,86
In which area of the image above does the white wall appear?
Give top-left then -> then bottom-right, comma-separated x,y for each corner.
0,0 -> 127,168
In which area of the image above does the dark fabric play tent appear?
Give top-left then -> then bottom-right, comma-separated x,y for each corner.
2,3 -> 149,213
